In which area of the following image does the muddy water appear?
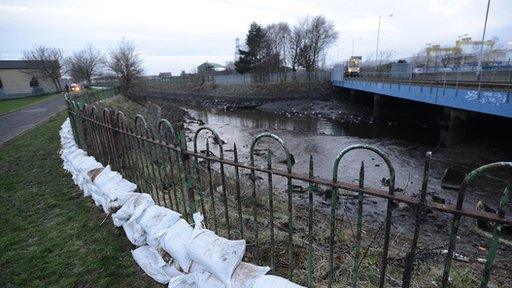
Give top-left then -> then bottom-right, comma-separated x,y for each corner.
174,102 -> 510,247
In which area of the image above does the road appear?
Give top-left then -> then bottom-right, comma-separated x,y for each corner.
0,95 -> 66,145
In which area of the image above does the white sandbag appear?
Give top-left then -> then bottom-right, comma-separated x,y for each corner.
137,205 -> 181,248
123,218 -> 147,246
253,275 -> 305,288
167,273 -> 198,288
90,166 -> 137,213
132,245 -> 183,284
195,262 -> 270,288
160,219 -> 194,272
187,213 -> 246,287
108,192 -> 140,213
230,262 -> 270,288
112,193 -> 154,227
195,271 -> 224,288
94,165 -> 123,192
189,261 -> 208,274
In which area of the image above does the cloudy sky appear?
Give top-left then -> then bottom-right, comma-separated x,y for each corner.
1,0 -> 511,75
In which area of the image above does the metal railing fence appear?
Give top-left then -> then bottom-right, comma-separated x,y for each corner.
65,89 -> 511,287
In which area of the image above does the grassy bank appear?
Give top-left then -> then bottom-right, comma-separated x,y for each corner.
0,93 -> 62,115
0,112 -> 159,288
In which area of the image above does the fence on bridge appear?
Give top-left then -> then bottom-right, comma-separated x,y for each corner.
65,88 -> 511,287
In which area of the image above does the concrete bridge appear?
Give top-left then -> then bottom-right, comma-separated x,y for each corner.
331,65 -> 512,145
331,65 -> 512,119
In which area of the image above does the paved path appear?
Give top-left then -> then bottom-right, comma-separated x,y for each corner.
0,95 -> 66,145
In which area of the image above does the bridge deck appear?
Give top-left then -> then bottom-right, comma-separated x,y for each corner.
332,78 -> 512,118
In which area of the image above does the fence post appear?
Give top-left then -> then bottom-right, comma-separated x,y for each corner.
178,129 -> 196,220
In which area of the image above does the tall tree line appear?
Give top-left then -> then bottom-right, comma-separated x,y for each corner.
235,15 -> 338,73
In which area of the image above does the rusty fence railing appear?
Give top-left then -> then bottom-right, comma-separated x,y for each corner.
65,89 -> 511,287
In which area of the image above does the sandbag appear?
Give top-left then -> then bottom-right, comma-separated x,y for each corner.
123,218 -> 147,246
112,193 -> 154,227
160,219 -> 194,272
90,166 -> 138,213
195,262 -> 270,288
230,262 -> 270,288
167,273 -> 198,288
132,245 -> 183,284
253,275 -> 305,288
187,213 -> 246,287
137,205 -> 181,248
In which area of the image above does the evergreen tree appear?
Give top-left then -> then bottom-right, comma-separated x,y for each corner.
235,22 -> 265,73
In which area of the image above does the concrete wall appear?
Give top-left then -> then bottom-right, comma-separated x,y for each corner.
0,69 -> 57,99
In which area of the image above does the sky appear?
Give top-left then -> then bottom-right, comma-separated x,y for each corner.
1,0 -> 511,75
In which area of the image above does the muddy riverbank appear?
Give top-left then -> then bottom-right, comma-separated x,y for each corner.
99,91 -> 512,283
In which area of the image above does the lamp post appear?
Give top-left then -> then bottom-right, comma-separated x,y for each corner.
352,37 -> 362,56
457,34 -> 468,69
477,0 -> 491,79
375,14 -> 393,66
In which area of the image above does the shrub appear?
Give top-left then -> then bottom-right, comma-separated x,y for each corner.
30,76 -> 40,87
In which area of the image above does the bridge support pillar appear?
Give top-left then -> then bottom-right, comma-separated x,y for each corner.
372,94 -> 382,121
349,89 -> 356,102
440,109 -> 468,147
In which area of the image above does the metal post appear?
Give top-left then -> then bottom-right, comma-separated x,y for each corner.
375,16 -> 381,65
477,0 -> 491,81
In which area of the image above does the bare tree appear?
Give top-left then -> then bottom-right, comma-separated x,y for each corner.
295,16 -> 338,72
23,45 -> 63,92
410,52 -> 427,68
262,22 -> 291,71
66,44 -> 105,87
288,23 -> 305,71
108,39 -> 144,97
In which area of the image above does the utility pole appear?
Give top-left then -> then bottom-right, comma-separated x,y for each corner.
375,14 -> 393,66
477,0 -> 491,79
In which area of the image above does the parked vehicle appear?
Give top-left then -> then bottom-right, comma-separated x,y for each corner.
344,56 -> 362,77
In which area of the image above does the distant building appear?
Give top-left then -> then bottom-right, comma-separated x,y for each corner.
158,72 -> 173,79
197,62 -> 225,74
0,60 -> 59,99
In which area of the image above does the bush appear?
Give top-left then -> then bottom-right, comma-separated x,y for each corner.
30,76 -> 39,87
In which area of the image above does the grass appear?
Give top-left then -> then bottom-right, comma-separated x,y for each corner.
0,93 -> 62,115
0,112 -> 161,288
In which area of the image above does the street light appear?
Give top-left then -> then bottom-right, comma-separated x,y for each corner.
352,37 -> 362,56
375,14 -> 393,65
477,0 -> 491,78
457,34 -> 468,69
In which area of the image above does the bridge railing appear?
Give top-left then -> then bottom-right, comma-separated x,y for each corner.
65,91 -> 512,287
352,69 -> 512,91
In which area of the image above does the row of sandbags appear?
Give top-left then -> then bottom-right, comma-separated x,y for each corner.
59,118 -> 305,288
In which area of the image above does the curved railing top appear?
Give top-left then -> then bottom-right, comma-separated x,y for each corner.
249,132 -> 293,172
456,161 -> 512,209
332,144 -> 396,193
193,126 -> 225,157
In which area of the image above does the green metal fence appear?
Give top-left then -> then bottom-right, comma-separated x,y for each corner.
65,89 -> 511,287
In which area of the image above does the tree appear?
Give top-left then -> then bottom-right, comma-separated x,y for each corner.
224,61 -> 235,72
29,76 -> 39,87
108,39 -> 144,98
23,45 -> 63,92
288,23 -> 305,71
262,22 -> 291,71
292,16 -> 338,72
66,44 -> 105,87
235,22 -> 265,73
